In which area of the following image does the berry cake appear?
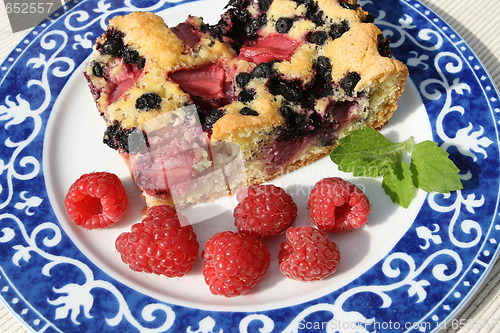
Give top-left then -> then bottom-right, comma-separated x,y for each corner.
84,0 -> 408,207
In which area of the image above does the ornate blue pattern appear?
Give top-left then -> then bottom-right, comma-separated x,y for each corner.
0,0 -> 499,332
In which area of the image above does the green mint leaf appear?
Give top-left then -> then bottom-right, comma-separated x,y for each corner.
410,140 -> 463,193
329,127 -> 463,208
330,127 -> 413,177
382,161 -> 416,208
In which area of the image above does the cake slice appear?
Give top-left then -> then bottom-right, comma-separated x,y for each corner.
84,0 -> 408,208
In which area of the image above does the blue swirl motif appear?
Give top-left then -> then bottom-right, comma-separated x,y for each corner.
0,214 -> 175,332
0,94 -> 42,212
187,316 -> 224,333
233,6 -> 496,331
420,50 -> 492,250
247,5 -> 493,332
0,29 -> 77,214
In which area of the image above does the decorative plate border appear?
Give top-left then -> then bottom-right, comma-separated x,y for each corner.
0,0 -> 499,332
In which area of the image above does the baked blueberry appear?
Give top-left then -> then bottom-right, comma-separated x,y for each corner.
236,72 -> 252,87
123,49 -> 140,64
258,0 -> 272,11
339,1 -> 360,10
203,108 -> 225,131
363,12 -> 376,23
329,21 -> 349,40
238,89 -> 256,103
276,17 -> 294,34
136,57 -> 146,69
304,0 -> 324,25
240,107 -> 259,116
278,106 -> 318,140
203,23 -> 224,40
103,122 -> 120,150
314,56 -> 331,78
92,61 -> 104,77
103,121 -> 147,154
306,31 -> 328,45
135,92 -> 162,111
100,31 -> 124,56
252,62 -> 275,78
268,77 -> 302,102
244,14 -> 266,38
340,72 -> 361,96
279,105 -> 293,121
377,34 -> 392,58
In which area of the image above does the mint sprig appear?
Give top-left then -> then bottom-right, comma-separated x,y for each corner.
330,127 -> 463,208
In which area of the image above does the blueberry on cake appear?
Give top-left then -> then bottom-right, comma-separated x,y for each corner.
84,0 -> 409,208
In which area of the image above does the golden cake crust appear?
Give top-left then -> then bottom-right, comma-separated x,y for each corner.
108,12 -> 234,72
211,0 -> 408,140
84,0 -> 409,208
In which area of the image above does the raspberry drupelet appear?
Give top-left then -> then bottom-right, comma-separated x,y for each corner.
308,177 -> 371,233
202,231 -> 270,297
64,172 -> 128,229
234,184 -> 298,237
279,226 -> 341,281
115,205 -> 199,277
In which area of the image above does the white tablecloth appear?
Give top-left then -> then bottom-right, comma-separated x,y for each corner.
0,0 -> 499,332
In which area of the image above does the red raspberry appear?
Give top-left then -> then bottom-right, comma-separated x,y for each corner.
202,231 -> 270,297
64,172 -> 128,229
308,177 -> 370,233
233,184 -> 297,237
115,205 -> 199,277
279,226 -> 341,281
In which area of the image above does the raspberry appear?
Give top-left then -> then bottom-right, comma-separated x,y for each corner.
202,231 -> 270,297
115,205 -> 199,277
64,172 -> 128,229
308,177 -> 370,233
234,184 -> 297,237
279,226 -> 341,281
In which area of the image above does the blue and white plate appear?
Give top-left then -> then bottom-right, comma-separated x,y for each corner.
1,0 -> 499,332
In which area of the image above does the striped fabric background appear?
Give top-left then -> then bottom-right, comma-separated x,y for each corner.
0,0 -> 499,332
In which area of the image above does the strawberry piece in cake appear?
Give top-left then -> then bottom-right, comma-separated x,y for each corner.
84,0 -> 408,208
